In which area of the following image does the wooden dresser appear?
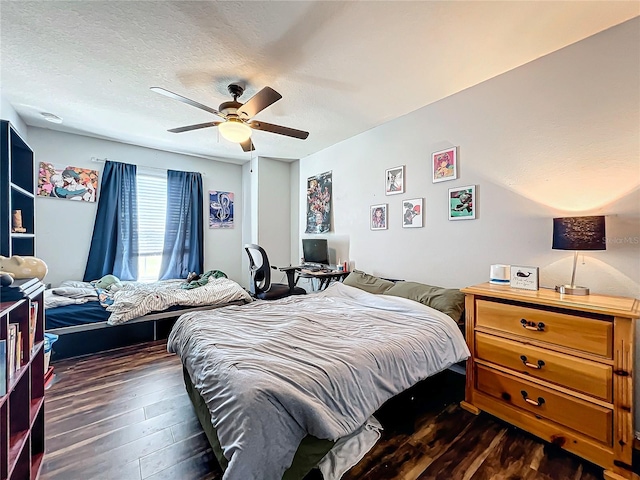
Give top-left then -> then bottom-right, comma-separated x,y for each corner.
460,282 -> 638,480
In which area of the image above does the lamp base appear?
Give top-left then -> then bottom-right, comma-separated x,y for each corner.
555,285 -> 589,296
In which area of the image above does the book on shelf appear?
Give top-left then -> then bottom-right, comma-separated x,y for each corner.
29,301 -> 38,352
7,324 -> 17,378
16,330 -> 22,369
0,277 -> 42,301
0,340 -> 5,396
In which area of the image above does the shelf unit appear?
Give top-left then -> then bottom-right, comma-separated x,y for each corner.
0,284 -> 45,480
1,120 -> 35,258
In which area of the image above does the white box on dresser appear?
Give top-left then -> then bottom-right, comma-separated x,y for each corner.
460,282 -> 639,480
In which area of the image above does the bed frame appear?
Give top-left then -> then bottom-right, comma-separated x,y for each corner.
47,300 -> 247,339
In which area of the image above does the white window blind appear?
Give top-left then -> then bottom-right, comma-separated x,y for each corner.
136,172 -> 167,281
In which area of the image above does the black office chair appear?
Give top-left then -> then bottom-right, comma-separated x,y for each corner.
244,244 -> 306,300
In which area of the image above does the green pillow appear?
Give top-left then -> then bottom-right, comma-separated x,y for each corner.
343,270 -> 394,294
383,281 -> 465,322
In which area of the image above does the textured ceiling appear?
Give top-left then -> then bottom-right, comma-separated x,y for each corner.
1,1 -> 637,165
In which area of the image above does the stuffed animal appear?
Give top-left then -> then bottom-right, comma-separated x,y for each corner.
0,255 -> 48,280
94,274 -> 123,291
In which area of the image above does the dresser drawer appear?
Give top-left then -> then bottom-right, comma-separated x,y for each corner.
475,300 -> 612,358
476,364 -> 612,445
475,332 -> 612,401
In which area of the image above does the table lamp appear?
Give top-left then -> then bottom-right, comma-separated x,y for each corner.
552,215 -> 605,295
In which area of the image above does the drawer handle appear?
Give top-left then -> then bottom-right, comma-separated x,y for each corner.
520,319 -> 545,331
520,355 -> 545,369
521,390 -> 545,407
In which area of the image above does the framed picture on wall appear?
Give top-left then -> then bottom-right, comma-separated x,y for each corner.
370,204 -> 388,230
209,191 -> 234,228
385,166 -> 404,195
402,198 -> 423,228
448,185 -> 475,220
432,147 -> 457,183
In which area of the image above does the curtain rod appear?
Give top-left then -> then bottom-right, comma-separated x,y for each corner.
90,157 -> 206,176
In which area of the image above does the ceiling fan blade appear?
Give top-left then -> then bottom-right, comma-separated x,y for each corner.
150,87 -> 225,118
249,120 -> 309,140
237,87 -> 282,119
167,122 -> 221,133
240,138 -> 255,152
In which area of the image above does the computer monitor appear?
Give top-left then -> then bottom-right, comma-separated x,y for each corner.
302,238 -> 329,266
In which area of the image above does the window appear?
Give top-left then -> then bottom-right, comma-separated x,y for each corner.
136,172 -> 167,282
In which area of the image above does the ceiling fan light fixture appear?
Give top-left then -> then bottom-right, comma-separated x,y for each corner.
218,119 -> 251,143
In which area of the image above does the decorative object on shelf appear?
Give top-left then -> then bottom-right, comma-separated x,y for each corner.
509,265 -> 539,290
305,171 -> 332,234
370,204 -> 388,230
552,215 -> 605,295
209,191 -> 234,229
11,209 -> 27,233
385,165 -> 405,195
37,162 -> 98,202
432,147 -> 457,183
402,198 -> 423,228
448,185 -> 475,220
0,255 -> 48,280
489,264 -> 510,285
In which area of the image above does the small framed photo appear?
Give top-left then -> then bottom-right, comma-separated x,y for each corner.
402,198 -> 423,228
385,166 -> 404,195
432,147 -> 457,183
370,204 -> 388,230
510,266 -> 539,291
448,185 -> 475,220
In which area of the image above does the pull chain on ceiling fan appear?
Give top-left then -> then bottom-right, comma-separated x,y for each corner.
150,83 -> 309,152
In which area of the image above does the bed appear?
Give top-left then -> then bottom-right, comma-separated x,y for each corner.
168,273 -> 469,480
45,277 -> 253,335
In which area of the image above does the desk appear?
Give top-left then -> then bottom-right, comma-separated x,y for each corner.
297,269 -> 350,291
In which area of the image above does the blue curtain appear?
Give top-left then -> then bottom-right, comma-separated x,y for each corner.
158,170 -> 203,280
84,161 -> 139,281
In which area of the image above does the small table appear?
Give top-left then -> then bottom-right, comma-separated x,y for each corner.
296,269 -> 350,291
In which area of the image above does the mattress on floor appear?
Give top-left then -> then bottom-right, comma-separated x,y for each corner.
46,301 -> 110,329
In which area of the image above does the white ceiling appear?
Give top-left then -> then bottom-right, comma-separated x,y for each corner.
1,1 -> 637,165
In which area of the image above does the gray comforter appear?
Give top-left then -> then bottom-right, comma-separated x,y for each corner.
167,282 -> 469,480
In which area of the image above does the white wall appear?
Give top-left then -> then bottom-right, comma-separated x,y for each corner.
299,19 -> 639,294
256,157 -> 292,287
298,19 -> 640,427
28,127 -> 244,287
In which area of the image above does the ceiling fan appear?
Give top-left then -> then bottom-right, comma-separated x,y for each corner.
150,83 -> 309,152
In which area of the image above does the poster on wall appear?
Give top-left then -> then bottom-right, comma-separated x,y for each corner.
402,198 -> 423,228
448,185 -> 475,220
306,171 -> 332,234
37,162 -> 98,202
209,191 -> 234,229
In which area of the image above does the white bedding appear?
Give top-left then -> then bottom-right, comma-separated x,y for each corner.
44,278 -> 253,325
168,282 -> 469,480
107,277 -> 252,325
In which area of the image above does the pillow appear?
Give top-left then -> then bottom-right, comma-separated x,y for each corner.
343,270 -> 394,294
383,281 -> 465,322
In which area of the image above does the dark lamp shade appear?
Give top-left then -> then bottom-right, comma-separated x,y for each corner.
552,216 -> 606,251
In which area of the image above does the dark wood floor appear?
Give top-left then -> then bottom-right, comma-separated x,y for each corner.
42,341 -> 610,480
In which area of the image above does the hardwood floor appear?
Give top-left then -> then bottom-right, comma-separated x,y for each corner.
43,341 -> 609,480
